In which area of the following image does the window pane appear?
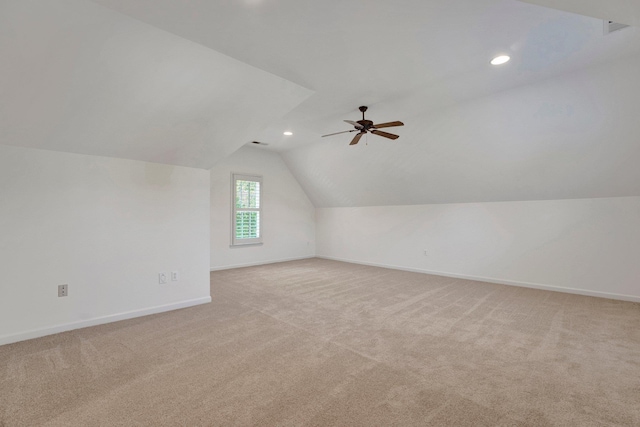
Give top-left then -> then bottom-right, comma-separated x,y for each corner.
232,174 -> 262,245
235,211 -> 260,239
235,180 -> 260,209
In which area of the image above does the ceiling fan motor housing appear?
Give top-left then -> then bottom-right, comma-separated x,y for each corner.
357,120 -> 374,130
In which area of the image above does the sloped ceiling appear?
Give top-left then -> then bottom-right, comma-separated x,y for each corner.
0,0 -> 312,169
521,0 -> 640,26
3,0 -> 640,206
88,0 -> 640,152
283,54 -> 640,206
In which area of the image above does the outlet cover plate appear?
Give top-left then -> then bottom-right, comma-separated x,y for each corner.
58,284 -> 68,297
159,272 -> 168,284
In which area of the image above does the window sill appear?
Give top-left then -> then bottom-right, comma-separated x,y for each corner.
230,242 -> 264,248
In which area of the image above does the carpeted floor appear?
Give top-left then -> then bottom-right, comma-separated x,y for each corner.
1,258 -> 639,426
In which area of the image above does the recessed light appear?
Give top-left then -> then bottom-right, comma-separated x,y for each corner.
283,131 -> 293,136
491,55 -> 510,65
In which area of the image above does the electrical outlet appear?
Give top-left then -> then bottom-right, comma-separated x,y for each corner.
58,284 -> 68,297
159,272 -> 168,284
423,250 -> 428,256
171,271 -> 180,282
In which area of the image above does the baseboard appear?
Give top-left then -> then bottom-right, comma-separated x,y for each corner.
316,256 -> 640,303
0,296 -> 212,346
210,256 -> 315,272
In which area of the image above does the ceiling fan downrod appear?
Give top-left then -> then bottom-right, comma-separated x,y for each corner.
359,105 -> 368,120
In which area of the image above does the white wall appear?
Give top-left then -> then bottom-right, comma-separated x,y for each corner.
317,197 -> 640,301
210,146 -> 315,270
0,145 -> 211,345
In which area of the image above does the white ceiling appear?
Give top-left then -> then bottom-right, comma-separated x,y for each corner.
521,0 -> 640,26
89,0 -> 640,153
0,0 -> 312,169
283,53 -> 640,206
2,0 -> 640,206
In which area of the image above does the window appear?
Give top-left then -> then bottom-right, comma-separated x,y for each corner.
232,174 -> 262,246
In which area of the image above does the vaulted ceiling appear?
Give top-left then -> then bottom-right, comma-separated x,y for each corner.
521,0 -> 640,26
2,0 -> 640,206
0,0 -> 311,169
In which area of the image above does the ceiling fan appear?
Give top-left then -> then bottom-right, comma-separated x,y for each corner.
322,106 -> 404,146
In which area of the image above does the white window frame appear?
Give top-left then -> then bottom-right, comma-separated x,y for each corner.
231,173 -> 263,246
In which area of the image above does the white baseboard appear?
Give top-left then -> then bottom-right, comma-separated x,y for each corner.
210,256 -> 315,272
0,296 -> 212,346
317,256 -> 640,303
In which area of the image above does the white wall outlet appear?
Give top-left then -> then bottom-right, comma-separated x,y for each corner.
58,284 -> 68,297
158,272 -> 168,284
171,271 -> 180,282
423,250 -> 428,256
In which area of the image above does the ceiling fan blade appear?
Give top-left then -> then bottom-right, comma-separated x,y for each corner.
372,121 -> 404,129
322,129 -> 357,137
349,132 -> 365,146
344,120 -> 364,129
371,130 -> 399,140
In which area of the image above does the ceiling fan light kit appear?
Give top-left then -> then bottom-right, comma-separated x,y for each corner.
322,106 -> 404,146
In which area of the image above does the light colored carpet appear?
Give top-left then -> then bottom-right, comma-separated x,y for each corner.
1,258 -> 639,426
